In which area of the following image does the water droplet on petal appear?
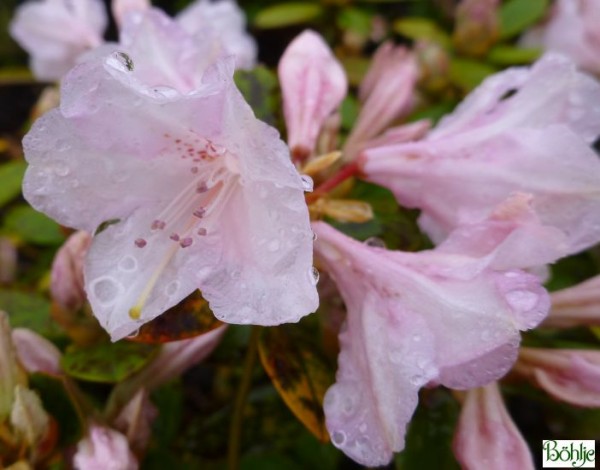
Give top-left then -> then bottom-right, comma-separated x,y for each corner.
119,256 -> 137,272
127,328 -> 140,339
364,237 -> 386,248
332,431 -> 346,446
312,231 -> 317,241
91,277 -> 122,306
309,266 -> 320,285
166,281 -> 180,296
300,175 -> 314,192
267,240 -> 280,252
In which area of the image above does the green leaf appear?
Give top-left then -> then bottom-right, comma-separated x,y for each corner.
254,3 -> 323,29
393,17 -> 451,48
61,341 -> 159,383
341,56 -> 370,87
258,326 -> 334,442
487,45 -> 542,66
449,58 -> 497,92
499,0 -> 549,40
395,389 -> 460,470
3,205 -> 65,245
234,66 -> 280,125
0,289 -> 60,339
340,95 -> 359,132
0,161 -> 26,206
337,8 -> 372,37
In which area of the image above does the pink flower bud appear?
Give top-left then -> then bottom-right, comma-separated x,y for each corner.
73,425 -> 138,470
113,388 -> 157,453
12,328 -> 62,376
343,43 -> 418,161
50,231 -> 92,312
453,383 -> 535,470
517,347 -> 600,407
453,0 -> 500,57
543,275 -> 600,328
279,30 -> 348,160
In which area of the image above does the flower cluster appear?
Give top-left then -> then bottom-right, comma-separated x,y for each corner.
6,0 -> 600,468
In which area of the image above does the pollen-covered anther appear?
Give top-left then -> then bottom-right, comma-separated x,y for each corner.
134,238 -> 147,248
180,237 -> 193,248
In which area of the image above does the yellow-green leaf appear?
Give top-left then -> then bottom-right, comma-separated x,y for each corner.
499,0 -> 549,39
393,17 -> 451,48
258,326 -> 333,442
0,161 -> 26,206
254,3 -> 323,29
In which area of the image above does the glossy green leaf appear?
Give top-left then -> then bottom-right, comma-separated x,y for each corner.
234,66 -> 280,125
61,341 -> 158,383
0,161 -> 26,206
254,3 -> 323,29
449,58 -> 497,92
337,8 -> 372,37
0,289 -> 60,339
487,45 -> 542,65
499,0 -> 549,39
393,17 -> 451,48
4,205 -> 65,245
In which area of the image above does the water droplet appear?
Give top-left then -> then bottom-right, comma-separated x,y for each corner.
91,277 -> 122,306
506,290 -> 538,312
166,281 -> 180,296
300,175 -> 314,192
309,266 -> 320,285
127,328 -> 140,339
267,240 -> 280,252
312,231 -> 318,242
116,51 -> 134,71
332,431 -> 346,446
53,162 -> 70,176
119,256 -> 137,272
364,237 -> 386,248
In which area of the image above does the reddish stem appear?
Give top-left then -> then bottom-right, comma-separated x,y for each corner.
307,162 -> 360,203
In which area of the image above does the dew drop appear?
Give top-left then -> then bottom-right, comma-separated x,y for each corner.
506,290 -> 538,312
166,281 -> 180,296
119,256 -> 137,272
332,431 -> 346,446
116,51 -> 134,71
91,277 -> 122,306
364,237 -> 386,248
309,266 -> 320,285
300,174 -> 314,192
312,231 -> 318,242
127,328 -> 140,339
53,162 -> 70,177
267,240 -> 280,252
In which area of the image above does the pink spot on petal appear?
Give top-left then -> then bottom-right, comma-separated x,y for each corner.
191,167 -> 199,174
151,220 -> 166,230
197,228 -> 207,236
180,237 -> 193,248
135,238 -> 147,248
193,208 -> 206,218
170,233 -> 180,241
196,182 -> 208,193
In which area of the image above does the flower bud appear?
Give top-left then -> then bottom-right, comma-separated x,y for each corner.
453,0 -> 500,57
12,328 -> 62,376
73,425 -> 138,470
10,385 -> 50,448
453,383 -> 535,470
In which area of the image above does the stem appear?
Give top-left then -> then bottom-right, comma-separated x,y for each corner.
306,162 -> 360,203
227,326 -> 260,470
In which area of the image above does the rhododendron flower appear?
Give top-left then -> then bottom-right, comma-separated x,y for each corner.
453,383 -> 534,470
517,348 -> 600,407
544,275 -> 600,328
73,425 -> 138,470
521,0 -> 600,75
22,10 -> 318,340
313,221 -> 548,466
11,328 -> 62,376
279,30 -> 347,160
9,0 -> 108,81
343,43 -> 418,161
361,54 -> 600,260
111,0 -> 150,27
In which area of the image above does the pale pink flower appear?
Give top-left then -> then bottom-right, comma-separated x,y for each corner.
361,54 -> 600,261
313,221 -> 548,466
453,383 -> 535,470
51,231 -> 92,312
544,275 -> 600,328
12,328 -> 62,376
111,0 -> 150,27
279,30 -> 348,160
521,0 -> 600,75
73,425 -> 138,470
342,43 -> 418,161
517,348 -> 600,407
177,0 -> 257,70
22,10 -> 318,341
9,0 -> 108,81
